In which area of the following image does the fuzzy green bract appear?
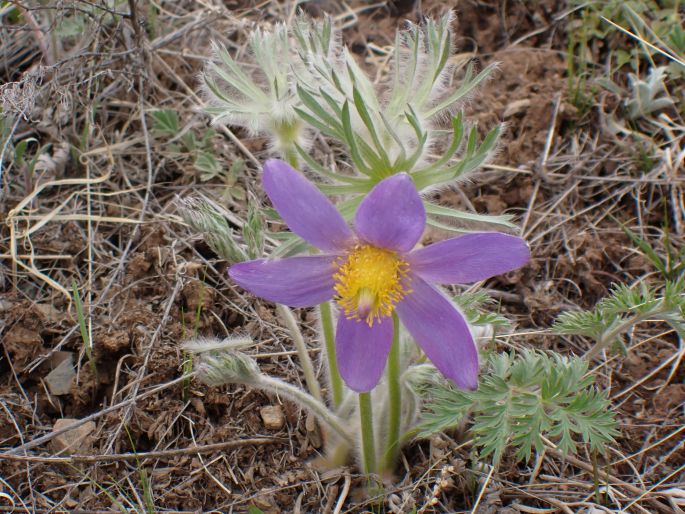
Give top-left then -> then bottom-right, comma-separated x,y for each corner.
202,13 -> 515,232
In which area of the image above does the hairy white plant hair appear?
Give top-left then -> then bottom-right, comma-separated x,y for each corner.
200,22 -> 311,154
199,12 -> 500,189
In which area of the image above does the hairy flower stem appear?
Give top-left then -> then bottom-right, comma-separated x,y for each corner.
583,308 -> 669,361
382,314 -> 401,472
358,392 -> 377,474
276,304 -> 321,401
285,149 -> 299,169
258,375 -> 354,446
275,120 -> 301,168
319,302 -> 344,407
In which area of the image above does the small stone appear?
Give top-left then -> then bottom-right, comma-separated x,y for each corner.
503,98 -> 531,118
260,405 -> 285,430
50,419 -> 95,455
45,353 -> 75,395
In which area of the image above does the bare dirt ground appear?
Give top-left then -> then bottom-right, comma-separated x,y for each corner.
1,0 -> 683,512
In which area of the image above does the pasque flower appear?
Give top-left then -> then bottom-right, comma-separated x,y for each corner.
230,160 -> 530,392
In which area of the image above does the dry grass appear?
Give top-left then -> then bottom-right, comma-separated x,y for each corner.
0,0 -> 683,512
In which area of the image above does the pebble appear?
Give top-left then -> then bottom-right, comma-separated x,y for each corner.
45,353 -> 75,396
50,419 -> 96,455
260,405 -> 285,430
503,98 -> 531,118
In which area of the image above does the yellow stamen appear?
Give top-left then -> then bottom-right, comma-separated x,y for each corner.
333,245 -> 411,326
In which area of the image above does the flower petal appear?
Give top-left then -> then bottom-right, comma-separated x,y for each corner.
408,232 -> 530,284
263,159 -> 355,252
396,274 -> 478,390
229,256 -> 336,307
336,315 -> 393,392
354,173 -> 425,252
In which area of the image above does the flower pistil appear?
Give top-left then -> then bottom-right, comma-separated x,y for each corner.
333,245 -> 411,326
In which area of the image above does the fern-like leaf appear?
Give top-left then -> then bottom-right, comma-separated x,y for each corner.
417,350 -> 618,465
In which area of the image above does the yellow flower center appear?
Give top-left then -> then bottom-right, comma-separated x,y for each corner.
333,245 -> 411,326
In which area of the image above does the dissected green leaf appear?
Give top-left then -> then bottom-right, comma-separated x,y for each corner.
418,350 -> 618,465
553,273 -> 685,353
453,291 -> 510,328
194,151 -> 221,181
150,110 -> 180,138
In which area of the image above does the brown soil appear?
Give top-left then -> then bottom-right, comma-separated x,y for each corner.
1,0 -> 683,512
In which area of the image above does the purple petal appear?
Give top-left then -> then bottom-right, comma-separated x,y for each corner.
229,256 -> 336,307
354,173 -> 425,252
408,232 -> 530,284
336,315 -> 393,392
263,159 -> 355,252
396,274 -> 478,390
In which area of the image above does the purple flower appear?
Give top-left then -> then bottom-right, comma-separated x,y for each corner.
230,160 -> 530,392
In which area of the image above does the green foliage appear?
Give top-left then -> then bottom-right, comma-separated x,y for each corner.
595,65 -> 676,129
295,26 -> 500,190
291,13 -> 508,229
180,282 -> 206,402
424,202 -> 516,231
150,109 -> 221,181
0,113 -> 15,184
554,276 -> 685,350
150,109 -> 179,137
221,158 -> 247,203
566,1 -> 684,117
71,280 -> 97,379
243,203 -> 265,259
13,137 -> 35,166
618,3 -> 685,78
568,1 -> 684,71
2,97 -> 63,194
177,192 -> 265,263
620,222 -> 685,280
555,220 -> 684,357
176,196 -> 249,263
417,351 -> 618,465
453,291 -> 510,328
183,337 -> 261,386
124,427 -> 156,513
566,16 -> 596,117
54,0 -> 127,39
201,14 -> 513,231
625,67 -> 675,120
193,150 -> 221,181
203,23 -> 304,156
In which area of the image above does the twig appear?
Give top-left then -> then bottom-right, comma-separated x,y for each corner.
2,374 -> 189,455
276,304 -> 322,401
14,3 -> 54,65
0,438 -> 280,464
332,472 -> 352,514
601,16 -> 685,67
103,73 -> 166,452
470,465 -> 495,513
545,446 -> 673,514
